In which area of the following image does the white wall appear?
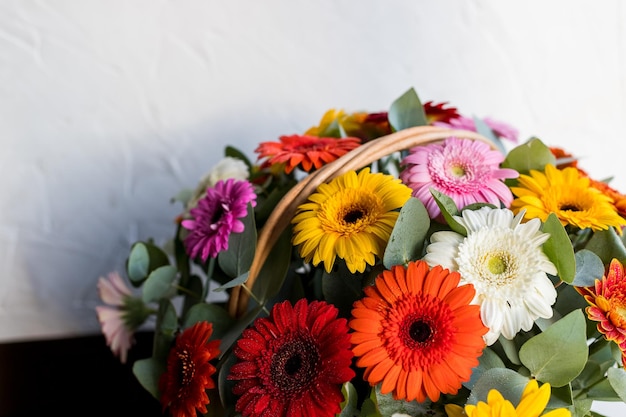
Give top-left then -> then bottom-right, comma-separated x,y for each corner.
1,1 -> 625,413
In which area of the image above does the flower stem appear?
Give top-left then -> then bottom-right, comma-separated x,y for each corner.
240,283 -> 270,315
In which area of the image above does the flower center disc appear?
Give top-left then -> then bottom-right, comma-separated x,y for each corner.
270,335 -> 320,396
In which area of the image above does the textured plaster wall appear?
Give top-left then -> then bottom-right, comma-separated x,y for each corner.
1,1 -> 626,413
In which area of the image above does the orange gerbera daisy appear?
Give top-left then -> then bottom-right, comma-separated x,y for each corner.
576,258 -> 626,365
255,134 -> 361,174
350,260 -> 487,403
159,321 -> 221,417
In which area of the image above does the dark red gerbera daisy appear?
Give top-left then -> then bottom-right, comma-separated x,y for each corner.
255,134 -> 361,174
228,299 -> 355,417
423,101 -> 460,124
159,321 -> 221,417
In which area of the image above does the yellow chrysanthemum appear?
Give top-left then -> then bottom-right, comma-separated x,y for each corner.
510,164 -> 626,231
291,167 -> 412,273
444,379 -> 571,417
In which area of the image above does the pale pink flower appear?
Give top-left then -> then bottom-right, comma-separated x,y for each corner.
400,137 -> 518,219
433,115 -> 519,143
95,272 -> 136,363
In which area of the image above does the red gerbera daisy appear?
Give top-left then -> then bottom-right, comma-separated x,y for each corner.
576,258 -> 626,364
159,321 -> 221,417
350,260 -> 487,403
228,299 -> 355,417
255,134 -> 361,174
423,101 -> 460,124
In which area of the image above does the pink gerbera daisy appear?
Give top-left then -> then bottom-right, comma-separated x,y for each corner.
399,137 -> 518,219
181,178 -> 257,261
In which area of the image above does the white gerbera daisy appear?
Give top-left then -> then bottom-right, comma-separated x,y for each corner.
423,206 -> 557,345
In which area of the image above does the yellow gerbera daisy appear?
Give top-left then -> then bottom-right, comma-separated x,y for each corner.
510,164 -> 626,231
444,379 -> 571,417
291,168 -> 412,273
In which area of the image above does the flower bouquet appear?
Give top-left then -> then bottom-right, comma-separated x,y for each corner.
96,87 -> 626,417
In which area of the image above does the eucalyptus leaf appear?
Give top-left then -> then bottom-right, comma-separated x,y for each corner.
473,116 -> 505,154
468,368 -> 529,405
322,265 -> 364,319
252,226 -> 292,303
501,137 -> 556,176
225,145 -> 253,168
388,87 -> 427,132
374,384 -> 433,416
217,350 -> 238,416
584,228 -> 626,265
338,382 -> 359,417
572,249 -> 605,287
587,377 -> 620,401
608,367 -> 626,403
153,299 -> 178,361
430,189 -> 467,236
142,265 -> 178,303
132,357 -> 165,400
213,272 -> 249,292
182,303 -> 235,340
383,197 -> 430,268
465,347 -> 506,390
519,310 -> 588,387
218,203 -> 257,278
218,305 -> 264,358
542,213 -> 576,284
126,241 -> 170,285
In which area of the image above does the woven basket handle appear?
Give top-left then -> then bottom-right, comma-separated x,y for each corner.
227,126 -> 496,317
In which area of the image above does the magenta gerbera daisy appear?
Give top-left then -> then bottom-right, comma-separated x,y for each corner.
399,137 -> 518,219
227,299 -> 355,417
181,178 -> 257,261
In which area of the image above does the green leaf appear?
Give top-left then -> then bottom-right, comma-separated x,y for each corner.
587,377 -> 620,401
542,213 -> 576,283
374,384 -> 433,416
338,382 -> 359,417
519,310 -> 588,387
252,226 -> 293,303
218,203 -> 257,278
218,305 -> 264,358
501,137 -> 556,176
430,189 -> 467,236
465,347 -> 506,390
182,303 -> 235,340
383,197 -> 431,268
547,384 -> 574,410
608,367 -> 626,402
572,249 -> 605,287
141,265 -> 178,303
217,350 -> 238,416
153,299 -> 178,361
387,87 -> 428,132
322,265 -> 364,319
497,336 -> 522,365
132,357 -> 165,400
213,272 -> 249,292
473,116 -> 505,154
126,241 -> 170,285
585,228 -> 626,265
225,145 -> 253,168
468,368 -> 529,405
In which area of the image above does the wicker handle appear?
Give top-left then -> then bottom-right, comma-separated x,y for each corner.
227,126 -> 495,317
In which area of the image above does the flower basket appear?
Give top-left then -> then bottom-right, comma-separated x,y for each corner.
227,125 -> 495,319
95,87 -> 626,417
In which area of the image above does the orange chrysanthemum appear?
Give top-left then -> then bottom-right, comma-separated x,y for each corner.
159,321 -> 221,417
576,258 -> 626,365
350,260 -> 487,403
255,134 -> 361,174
